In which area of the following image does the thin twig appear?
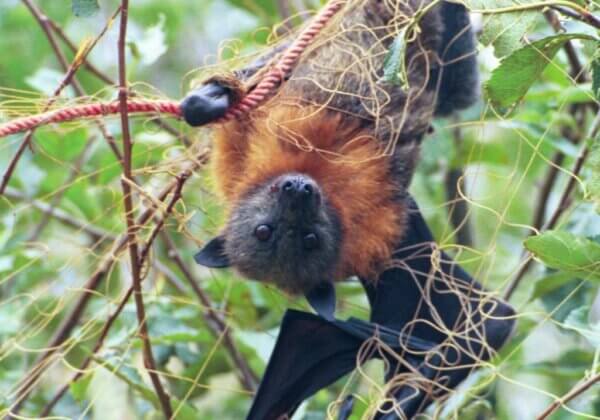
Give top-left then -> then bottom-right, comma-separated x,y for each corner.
46,18 -> 116,86
45,12 -> 190,147
160,232 -> 259,391
543,146 -> 591,230
40,173 -> 189,417
531,152 -> 567,231
7,170 -> 191,415
4,187 -> 117,243
28,137 -> 98,241
504,111 -> 600,300
117,0 -> 173,416
444,124 -> 473,247
531,107 -> 584,231
1,2 -> 121,196
138,174 -> 188,265
1,0 -> 79,195
536,372 -> 600,419
552,5 -> 600,31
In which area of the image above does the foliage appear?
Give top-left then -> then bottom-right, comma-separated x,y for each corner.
1,0 -> 600,419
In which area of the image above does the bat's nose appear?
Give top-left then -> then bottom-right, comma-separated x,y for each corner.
282,176 -> 316,197
277,174 -> 322,213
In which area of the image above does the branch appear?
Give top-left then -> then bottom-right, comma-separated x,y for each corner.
1,2 -> 121,195
551,5 -> 600,31
160,232 -> 259,391
1,0 -> 79,195
40,173 -> 189,417
7,160 -> 204,414
543,146 -> 591,231
45,12 -> 190,147
444,124 -> 473,247
544,10 -> 586,82
117,0 -> 173,416
46,18 -> 116,86
471,2 -> 600,31
504,110 -> 600,300
3,186 -> 116,243
536,372 -> 600,419
138,174 -> 188,264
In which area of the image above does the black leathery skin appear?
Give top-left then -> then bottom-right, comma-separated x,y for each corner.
180,82 -> 232,127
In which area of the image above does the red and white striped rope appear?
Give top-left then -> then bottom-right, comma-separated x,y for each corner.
0,100 -> 181,138
223,0 -> 346,119
0,0 -> 346,138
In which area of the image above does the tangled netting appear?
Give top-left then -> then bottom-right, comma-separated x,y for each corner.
1,0 -> 598,419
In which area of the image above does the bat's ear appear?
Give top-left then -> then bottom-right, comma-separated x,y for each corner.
194,236 -> 230,268
305,282 -> 336,321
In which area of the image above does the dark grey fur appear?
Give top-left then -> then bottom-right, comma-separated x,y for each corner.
222,174 -> 342,294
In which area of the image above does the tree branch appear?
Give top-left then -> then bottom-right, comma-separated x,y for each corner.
504,111 -> 600,300
7,162 -> 203,415
1,2 -> 122,197
39,173 -> 189,417
444,124 -> 473,247
536,372 -> 600,419
160,232 -> 260,391
551,5 -> 600,31
3,186 -> 116,243
117,0 -> 173,416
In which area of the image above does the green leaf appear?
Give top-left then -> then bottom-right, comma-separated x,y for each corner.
463,0 -> 538,58
485,34 -> 596,108
529,272 -> 576,302
524,231 -> 600,280
381,28 -> 408,88
589,141 -> 600,213
134,15 -> 168,66
592,46 -> 600,100
71,0 -> 100,17
69,372 -> 94,403
523,349 -> 595,380
94,355 -> 199,420
564,306 -> 600,347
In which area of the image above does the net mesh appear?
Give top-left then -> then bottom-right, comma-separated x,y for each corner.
0,0 -> 598,419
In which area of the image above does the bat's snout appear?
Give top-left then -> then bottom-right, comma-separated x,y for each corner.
278,174 -> 321,209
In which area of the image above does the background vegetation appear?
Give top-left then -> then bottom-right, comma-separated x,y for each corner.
0,0 -> 599,419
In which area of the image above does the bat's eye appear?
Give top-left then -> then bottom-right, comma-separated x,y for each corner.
303,233 -> 319,250
254,225 -> 272,241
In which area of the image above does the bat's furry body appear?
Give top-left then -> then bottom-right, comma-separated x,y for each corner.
195,0 -> 479,293
182,2 -> 515,418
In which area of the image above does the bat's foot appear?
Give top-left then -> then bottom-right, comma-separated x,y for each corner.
180,82 -> 232,126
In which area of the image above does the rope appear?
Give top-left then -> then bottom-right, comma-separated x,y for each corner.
0,101 -> 181,138
223,0 -> 346,119
0,0 -> 346,139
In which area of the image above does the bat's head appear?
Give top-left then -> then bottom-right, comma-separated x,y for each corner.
195,172 -> 342,294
